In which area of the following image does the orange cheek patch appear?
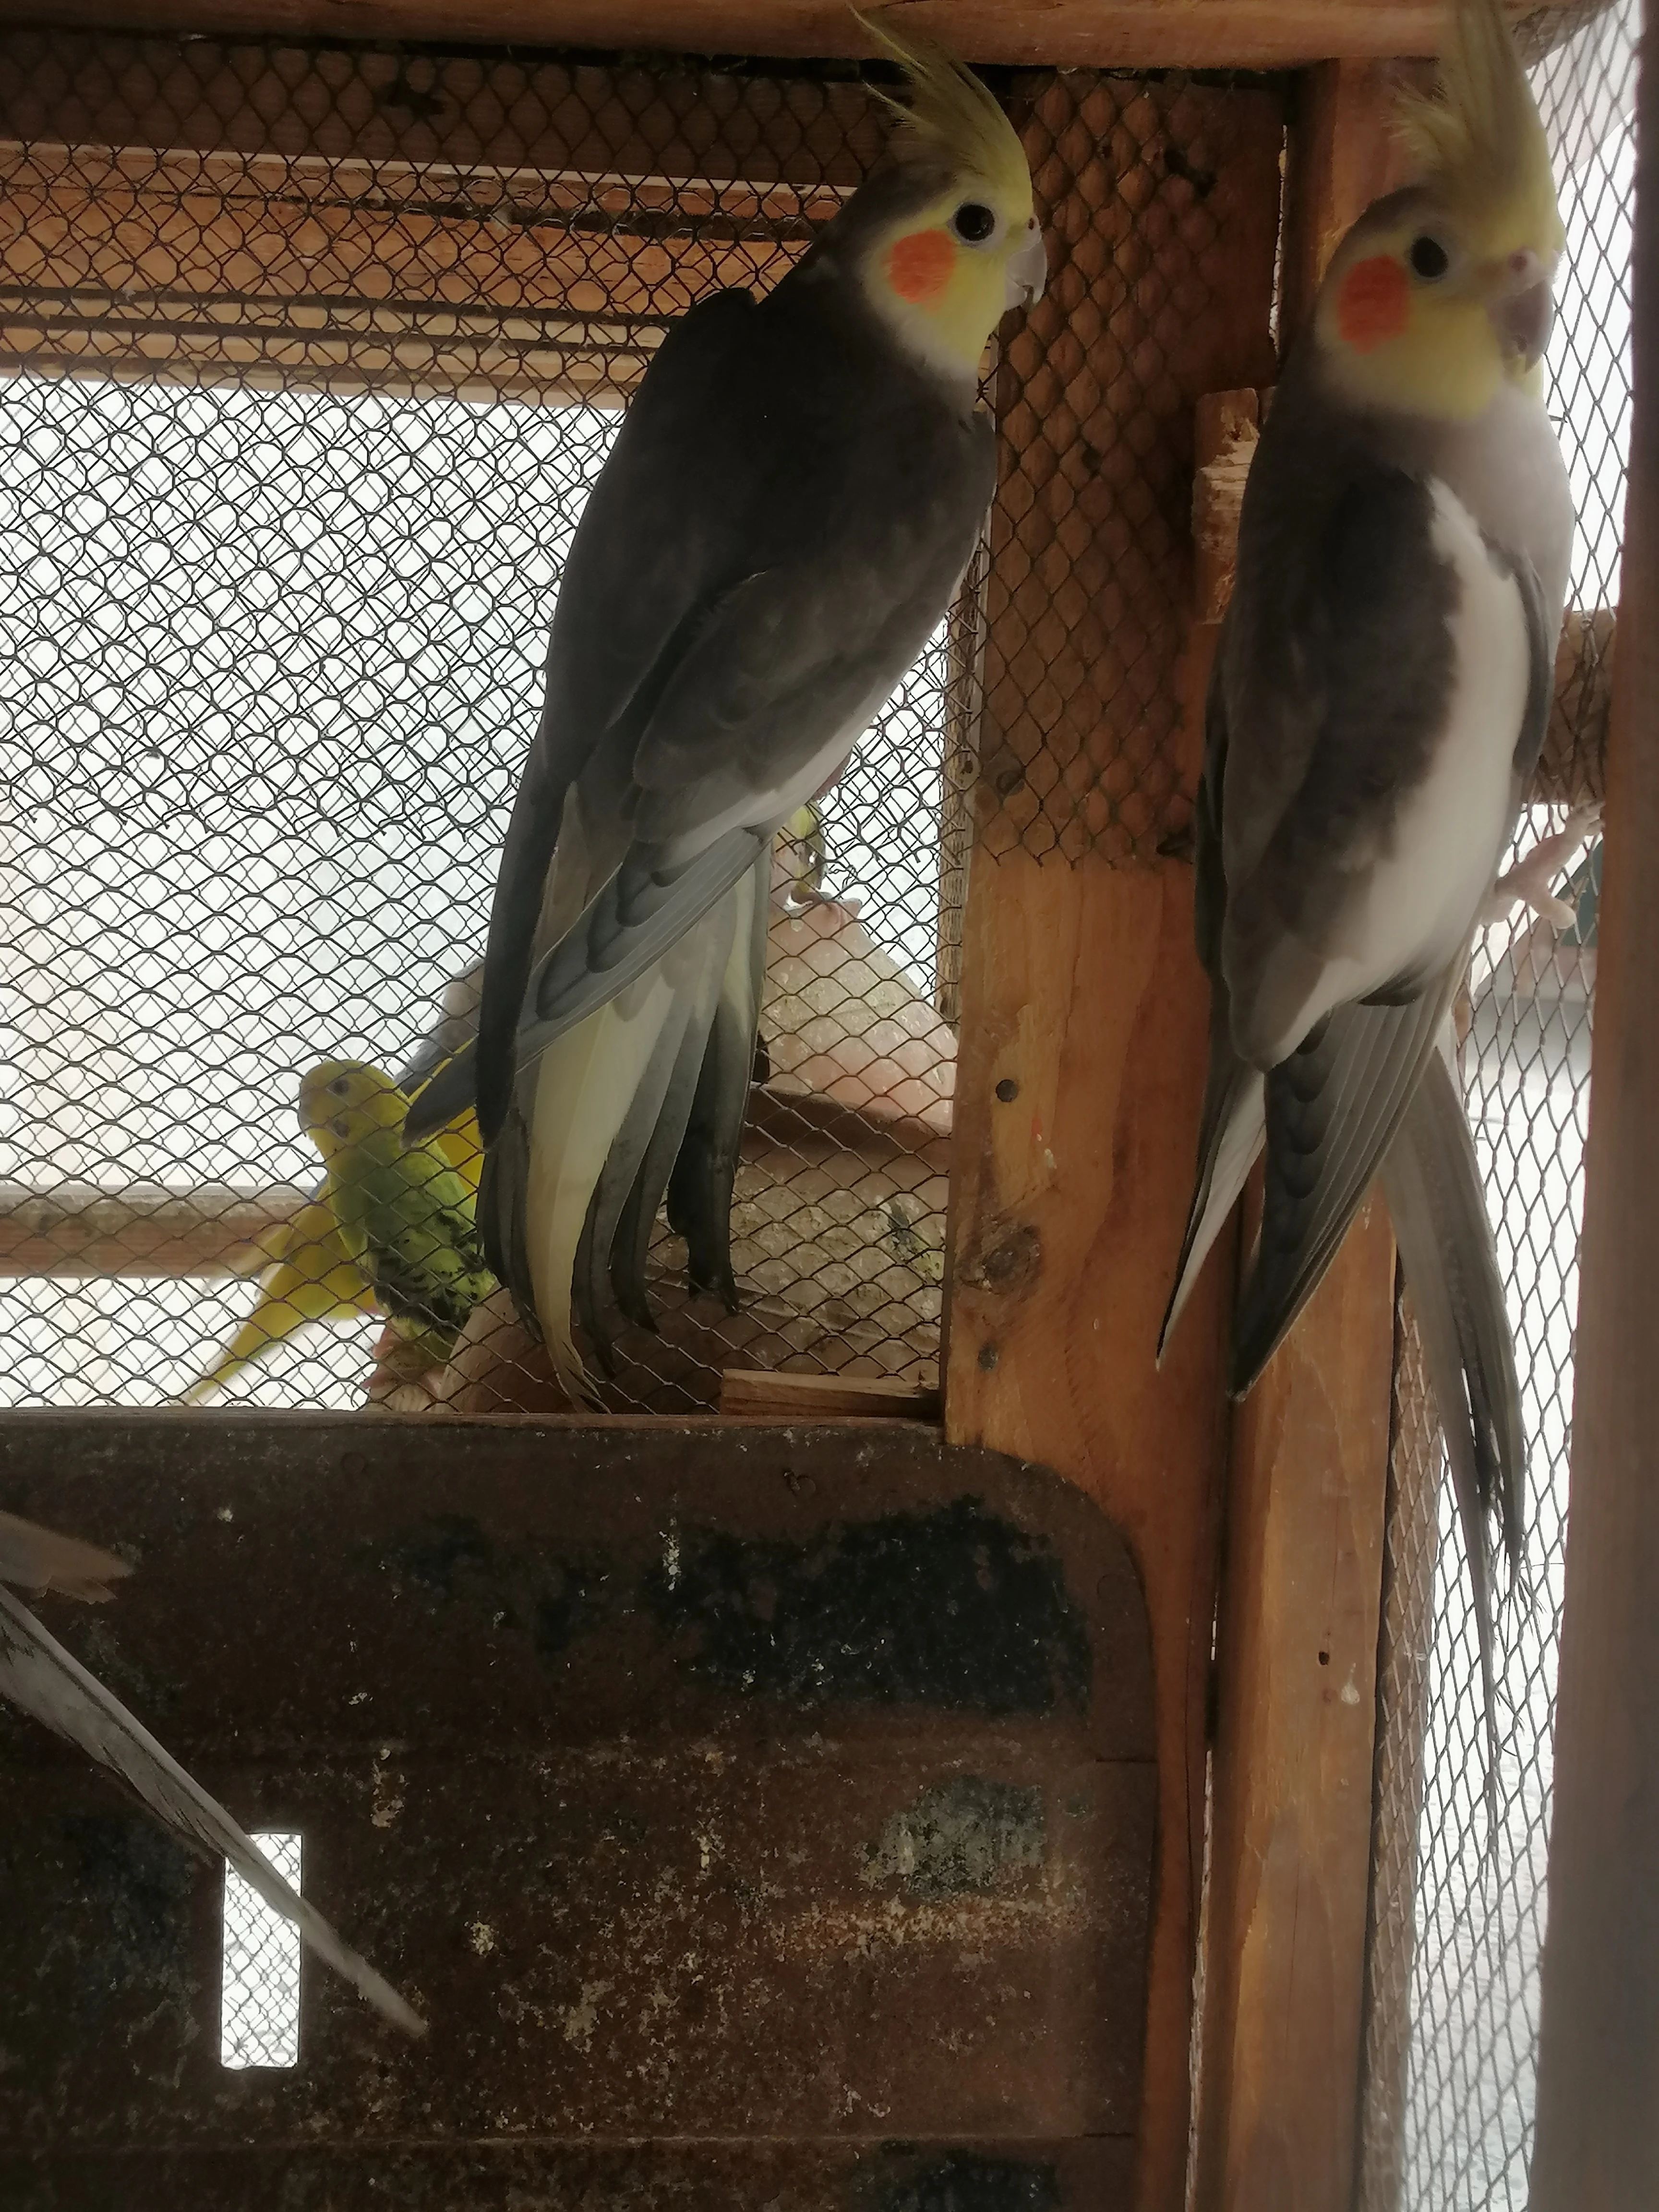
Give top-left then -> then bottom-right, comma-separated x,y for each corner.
886,228 -> 956,305
1337,254 -> 1411,351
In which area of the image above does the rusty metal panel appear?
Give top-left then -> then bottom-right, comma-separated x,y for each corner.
0,1418 -> 1153,2207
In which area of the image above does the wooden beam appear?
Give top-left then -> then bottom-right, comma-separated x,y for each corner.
1,3 -> 1606,74
0,35 -> 871,398
1189,60 -> 1407,2212
946,68 -> 1283,2212
1529,9 -> 1659,2202
1351,1302 -> 1448,2212
0,1180 -> 301,1277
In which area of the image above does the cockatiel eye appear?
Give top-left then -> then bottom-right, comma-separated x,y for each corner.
328,1075 -> 350,1096
1409,233 -> 1453,280
950,201 -> 997,243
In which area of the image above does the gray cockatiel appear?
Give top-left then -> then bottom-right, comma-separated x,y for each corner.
0,1508 -> 423,2034
1159,0 -> 1572,1730
407,23 -> 1044,1397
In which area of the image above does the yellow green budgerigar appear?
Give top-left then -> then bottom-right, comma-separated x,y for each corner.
184,1058 -> 486,1400
293,1059 -> 493,1378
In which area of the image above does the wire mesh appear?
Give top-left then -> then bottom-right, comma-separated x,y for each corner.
1355,6 -> 1636,2204
0,29 -> 1242,1415
219,1829 -> 302,2070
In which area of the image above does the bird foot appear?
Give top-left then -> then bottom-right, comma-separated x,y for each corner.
1481,803 -> 1602,929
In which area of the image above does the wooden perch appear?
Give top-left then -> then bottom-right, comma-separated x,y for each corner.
719,1369 -> 940,1421
1193,388 -> 1614,805
0,1181 -> 304,1278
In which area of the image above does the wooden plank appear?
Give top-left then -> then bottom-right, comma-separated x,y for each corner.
1529,10 -> 1659,2203
0,4 -> 1606,74
0,33 -> 886,186
1191,1202 -> 1395,2212
946,68 -> 1284,2212
1352,1300 -> 1449,2212
1188,61 -> 1405,2212
719,1367 -> 940,1419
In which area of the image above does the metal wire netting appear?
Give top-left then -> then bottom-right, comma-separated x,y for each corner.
1355,6 -> 1635,2204
0,30 -> 1242,1414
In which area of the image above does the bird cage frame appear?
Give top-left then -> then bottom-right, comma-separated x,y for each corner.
0,2 -> 1653,2207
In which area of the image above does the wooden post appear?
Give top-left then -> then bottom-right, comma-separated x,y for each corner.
1188,63 -> 1410,2212
1529,12 -> 1659,2202
946,71 -> 1283,2212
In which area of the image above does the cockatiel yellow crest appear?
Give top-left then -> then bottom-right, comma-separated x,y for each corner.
1318,0 -> 1564,421
853,13 -> 1042,377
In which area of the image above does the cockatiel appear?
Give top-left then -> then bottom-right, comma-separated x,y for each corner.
1160,0 -> 1572,1726
406,18 -> 1044,1399
297,1060 -> 494,1377
0,1508 -> 422,2032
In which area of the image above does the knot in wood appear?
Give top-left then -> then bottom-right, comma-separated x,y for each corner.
959,1220 -> 1043,1298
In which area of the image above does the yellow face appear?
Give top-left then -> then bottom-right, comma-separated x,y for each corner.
865,177 -> 1046,376
1316,192 -> 1563,421
296,1059 -> 408,1156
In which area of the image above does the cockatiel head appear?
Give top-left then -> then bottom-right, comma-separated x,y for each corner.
297,1059 -> 409,1158
814,14 -> 1046,381
1315,0 -> 1563,421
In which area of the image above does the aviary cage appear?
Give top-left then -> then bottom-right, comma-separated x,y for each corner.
0,4 -> 1648,2208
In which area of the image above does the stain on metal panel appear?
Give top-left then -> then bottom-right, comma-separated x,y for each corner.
865,2148 -> 1063,2210
0,1418 -> 1153,2206
860,1778 -> 1045,1899
647,1498 -> 1092,1715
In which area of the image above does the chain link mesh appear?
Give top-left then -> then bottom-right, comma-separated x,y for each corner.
219,1829 -> 302,2070
1356,6 -> 1636,2203
0,30 -> 1243,1414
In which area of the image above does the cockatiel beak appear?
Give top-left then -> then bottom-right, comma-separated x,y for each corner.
1487,245 -> 1554,367
1005,216 -> 1047,311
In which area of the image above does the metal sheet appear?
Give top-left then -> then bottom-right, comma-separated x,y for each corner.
0,1417 -> 1154,2206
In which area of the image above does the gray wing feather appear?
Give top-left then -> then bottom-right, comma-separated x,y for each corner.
1230,976 -> 1456,1396
0,1585 -> 424,2035
521,828 -> 769,1064
1158,990 -> 1263,1359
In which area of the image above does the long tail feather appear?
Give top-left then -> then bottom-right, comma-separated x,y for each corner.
1381,1042 -> 1527,1832
0,1511 -> 131,1603
1230,985 -> 1453,1396
666,852 -> 769,1309
0,1585 -> 423,2035
573,904 -> 733,1364
524,966 -> 682,1399
609,961 -> 725,1332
